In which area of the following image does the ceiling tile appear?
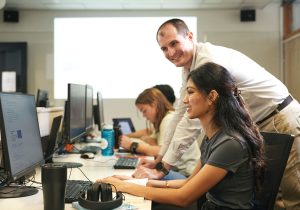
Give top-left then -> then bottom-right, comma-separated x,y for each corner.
4,0 -> 280,10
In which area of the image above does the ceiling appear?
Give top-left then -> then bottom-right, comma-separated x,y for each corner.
2,0 -> 283,11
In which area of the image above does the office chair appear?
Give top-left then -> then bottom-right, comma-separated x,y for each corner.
253,131 -> 294,210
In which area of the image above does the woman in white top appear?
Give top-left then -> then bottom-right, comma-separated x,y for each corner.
120,87 -> 174,156
124,84 -> 176,142
119,87 -> 200,179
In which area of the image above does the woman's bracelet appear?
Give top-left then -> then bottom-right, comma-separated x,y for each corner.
165,180 -> 169,188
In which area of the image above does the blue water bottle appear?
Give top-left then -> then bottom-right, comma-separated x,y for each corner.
101,124 -> 115,156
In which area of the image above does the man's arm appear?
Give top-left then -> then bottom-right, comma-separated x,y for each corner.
158,82 -> 189,157
163,113 -> 201,166
159,71 -> 202,168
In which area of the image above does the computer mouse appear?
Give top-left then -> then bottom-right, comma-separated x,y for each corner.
80,153 -> 95,159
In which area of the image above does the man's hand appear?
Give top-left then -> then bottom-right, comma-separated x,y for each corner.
132,165 -> 165,179
138,158 -> 157,169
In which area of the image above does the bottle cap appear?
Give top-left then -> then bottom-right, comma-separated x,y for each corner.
102,124 -> 113,130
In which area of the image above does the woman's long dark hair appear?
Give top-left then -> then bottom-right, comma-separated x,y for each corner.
188,62 -> 265,192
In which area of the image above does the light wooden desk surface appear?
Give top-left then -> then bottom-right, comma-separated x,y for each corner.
0,152 -> 151,210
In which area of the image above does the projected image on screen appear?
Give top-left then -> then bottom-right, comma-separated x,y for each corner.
54,17 -> 197,99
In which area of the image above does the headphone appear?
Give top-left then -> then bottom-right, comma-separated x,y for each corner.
78,182 -> 123,210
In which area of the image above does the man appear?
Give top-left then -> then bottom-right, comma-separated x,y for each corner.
133,18 -> 300,210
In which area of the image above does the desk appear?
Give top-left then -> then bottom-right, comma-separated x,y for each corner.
0,152 -> 151,210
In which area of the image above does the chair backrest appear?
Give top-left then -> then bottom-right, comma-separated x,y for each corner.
254,131 -> 294,210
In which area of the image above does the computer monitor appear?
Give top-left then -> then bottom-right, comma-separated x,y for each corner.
66,83 -> 86,143
112,118 -> 136,135
0,93 -> 45,198
85,84 -> 93,133
36,89 -> 49,107
93,91 -> 105,131
44,115 -> 63,163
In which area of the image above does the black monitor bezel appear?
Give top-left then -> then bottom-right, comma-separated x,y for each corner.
0,93 -> 45,183
36,89 -> 48,107
85,84 -> 93,133
44,115 -> 63,163
112,118 -> 136,134
93,91 -> 105,131
67,83 -> 86,143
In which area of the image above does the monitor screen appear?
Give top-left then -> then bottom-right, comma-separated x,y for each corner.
85,85 -> 93,133
93,91 -> 105,131
112,118 -> 135,135
67,83 -> 86,143
0,93 -> 44,183
36,89 -> 48,107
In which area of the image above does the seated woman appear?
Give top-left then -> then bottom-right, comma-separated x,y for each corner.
98,62 -> 265,210
125,84 -> 176,140
120,87 -> 200,179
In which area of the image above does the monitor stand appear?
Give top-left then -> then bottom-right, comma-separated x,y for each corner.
0,185 -> 38,198
0,170 -> 39,198
46,158 -> 83,168
58,162 -> 83,168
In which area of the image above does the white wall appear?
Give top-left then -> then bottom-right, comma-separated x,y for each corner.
0,3 -> 282,129
293,2 -> 300,31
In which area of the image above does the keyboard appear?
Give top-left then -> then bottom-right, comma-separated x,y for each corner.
113,157 -> 138,169
80,145 -> 101,154
65,180 -> 92,203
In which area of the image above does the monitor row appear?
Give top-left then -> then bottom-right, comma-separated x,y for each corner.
37,84 -> 105,144
0,83 -> 105,198
63,83 -> 104,144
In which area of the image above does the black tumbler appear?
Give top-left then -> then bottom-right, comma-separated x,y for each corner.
41,163 -> 67,210
113,124 -> 122,149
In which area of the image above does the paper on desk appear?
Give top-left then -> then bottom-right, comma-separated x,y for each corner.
125,178 -> 148,186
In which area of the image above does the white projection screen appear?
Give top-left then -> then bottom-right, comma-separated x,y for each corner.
54,17 -> 197,99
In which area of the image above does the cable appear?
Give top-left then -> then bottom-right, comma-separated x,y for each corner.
0,171 -> 8,187
77,167 -> 92,183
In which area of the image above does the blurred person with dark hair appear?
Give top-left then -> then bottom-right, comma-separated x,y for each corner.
153,84 -> 176,105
